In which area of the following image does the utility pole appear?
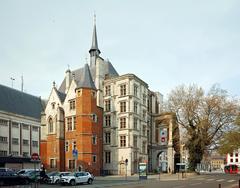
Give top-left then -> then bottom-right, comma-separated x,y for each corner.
10,77 -> 15,88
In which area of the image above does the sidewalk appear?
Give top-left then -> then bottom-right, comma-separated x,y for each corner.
95,172 -> 195,181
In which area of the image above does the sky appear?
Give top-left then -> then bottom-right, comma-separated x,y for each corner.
0,0 -> 240,100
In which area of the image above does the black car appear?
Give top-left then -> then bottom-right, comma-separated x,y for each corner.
0,168 -> 30,186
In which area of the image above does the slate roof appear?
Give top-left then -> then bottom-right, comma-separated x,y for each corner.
76,64 -> 96,90
55,89 -> 66,103
58,60 -> 118,94
0,84 -> 43,120
89,22 -> 101,54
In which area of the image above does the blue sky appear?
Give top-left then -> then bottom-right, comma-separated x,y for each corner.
0,0 -> 240,99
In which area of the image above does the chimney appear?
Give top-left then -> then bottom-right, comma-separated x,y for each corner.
65,69 -> 71,93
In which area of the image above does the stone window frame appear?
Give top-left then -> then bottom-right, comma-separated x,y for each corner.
105,151 -> 111,164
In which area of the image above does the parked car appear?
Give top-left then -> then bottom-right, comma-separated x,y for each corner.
20,170 -> 41,182
17,169 -> 39,175
47,171 -> 72,184
0,168 -> 30,186
60,172 -> 94,186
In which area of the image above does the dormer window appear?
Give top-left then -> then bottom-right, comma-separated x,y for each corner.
51,102 -> 55,109
70,100 -> 76,110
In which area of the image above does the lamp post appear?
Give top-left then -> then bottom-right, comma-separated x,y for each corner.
10,77 -> 15,88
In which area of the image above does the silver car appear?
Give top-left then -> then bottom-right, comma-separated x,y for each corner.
60,172 -> 94,186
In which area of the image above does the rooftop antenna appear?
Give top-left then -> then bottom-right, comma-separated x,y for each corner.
21,75 -> 24,92
10,77 -> 15,88
67,64 -> 70,70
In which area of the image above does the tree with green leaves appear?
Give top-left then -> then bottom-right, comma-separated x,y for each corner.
167,84 -> 239,171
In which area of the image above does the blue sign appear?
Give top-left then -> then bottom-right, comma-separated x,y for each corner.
72,149 -> 78,159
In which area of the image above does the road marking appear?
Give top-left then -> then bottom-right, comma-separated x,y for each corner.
174,186 -> 185,188
227,180 -> 236,182
206,178 -> 215,181
216,179 -> 225,182
190,182 -> 202,186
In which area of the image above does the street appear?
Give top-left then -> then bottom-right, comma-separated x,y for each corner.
2,173 -> 240,188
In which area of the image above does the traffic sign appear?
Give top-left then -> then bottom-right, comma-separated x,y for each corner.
31,153 -> 39,160
72,149 -> 78,159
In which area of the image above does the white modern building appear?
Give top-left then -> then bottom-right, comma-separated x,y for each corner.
0,84 -> 43,169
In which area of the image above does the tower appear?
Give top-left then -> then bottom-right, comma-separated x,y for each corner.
89,14 -> 101,67
74,64 -> 103,175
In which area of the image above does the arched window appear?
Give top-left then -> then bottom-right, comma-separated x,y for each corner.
48,117 -> 53,133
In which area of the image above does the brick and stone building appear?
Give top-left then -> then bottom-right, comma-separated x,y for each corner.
41,17 -> 179,175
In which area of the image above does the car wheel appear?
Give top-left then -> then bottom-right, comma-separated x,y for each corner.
87,178 -> 93,184
55,179 -> 60,184
24,179 -> 30,185
0,180 -> 4,186
70,180 -> 76,186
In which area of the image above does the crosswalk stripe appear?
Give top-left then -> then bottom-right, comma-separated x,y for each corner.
206,178 -> 215,181
216,179 -> 225,182
227,180 -> 235,182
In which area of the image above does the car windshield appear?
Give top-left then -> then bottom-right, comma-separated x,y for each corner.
61,172 -> 73,176
47,171 -> 58,176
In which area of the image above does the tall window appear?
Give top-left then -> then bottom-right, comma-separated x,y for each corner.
133,135 -> 138,148
50,159 -> 56,168
143,94 -> 146,105
72,141 -> 76,150
120,136 -> 126,147
105,115 -> 111,127
105,100 -> 111,112
67,117 -> 72,131
105,151 -> 111,163
120,84 -> 126,96
120,117 -> 126,129
134,102 -> 138,113
142,110 -> 146,120
12,151 -> 19,156
73,116 -> 76,130
92,155 -> 97,163
142,141 -> 146,154
134,85 -> 138,96
69,160 -> 75,169
48,118 -> 53,133
105,132 -> 111,144
142,126 -> 146,136
120,101 -> 126,112
70,100 -> 75,110
134,118 -> 138,130
92,135 -> 97,145
65,141 -> 69,152
105,85 -> 111,96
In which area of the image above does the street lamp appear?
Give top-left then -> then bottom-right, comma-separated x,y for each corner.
10,77 -> 15,88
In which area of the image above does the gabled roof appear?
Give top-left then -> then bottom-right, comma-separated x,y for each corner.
76,64 -> 96,90
0,84 -> 43,120
55,89 -> 66,103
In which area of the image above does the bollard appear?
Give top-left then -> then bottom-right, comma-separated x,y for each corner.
218,184 -> 221,188
239,179 -> 240,188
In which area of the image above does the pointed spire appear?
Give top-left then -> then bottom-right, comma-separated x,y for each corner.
89,13 -> 101,56
76,64 -> 96,90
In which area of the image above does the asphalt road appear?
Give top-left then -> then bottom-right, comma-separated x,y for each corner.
2,173 -> 240,188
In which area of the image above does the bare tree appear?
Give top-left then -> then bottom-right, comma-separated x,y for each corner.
167,84 -> 238,170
